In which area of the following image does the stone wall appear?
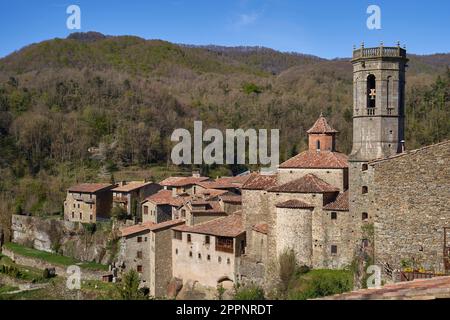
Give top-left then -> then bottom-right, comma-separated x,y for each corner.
172,232 -> 241,288
11,214 -> 117,265
371,141 -> 450,273
1,247 -> 105,280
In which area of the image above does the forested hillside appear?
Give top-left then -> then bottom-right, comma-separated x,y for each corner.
0,32 -> 448,233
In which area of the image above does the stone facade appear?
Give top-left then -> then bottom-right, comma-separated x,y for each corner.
118,220 -> 184,297
370,141 -> 450,274
172,231 -> 245,288
64,184 -> 115,223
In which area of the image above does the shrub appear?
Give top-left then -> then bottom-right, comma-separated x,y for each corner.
277,249 -> 297,296
288,270 -> 353,300
234,284 -> 265,300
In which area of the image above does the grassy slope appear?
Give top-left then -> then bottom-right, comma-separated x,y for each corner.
3,242 -> 108,271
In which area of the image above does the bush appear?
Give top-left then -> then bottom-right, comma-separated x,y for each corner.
288,270 -> 353,300
234,284 -> 265,300
277,249 -> 297,296
111,206 -> 128,221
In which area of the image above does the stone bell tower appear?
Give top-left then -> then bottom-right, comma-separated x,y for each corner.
349,42 -> 408,248
350,42 -> 408,161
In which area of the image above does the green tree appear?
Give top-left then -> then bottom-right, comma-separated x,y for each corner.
116,270 -> 146,300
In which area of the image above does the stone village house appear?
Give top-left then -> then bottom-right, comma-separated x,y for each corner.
171,213 -> 246,288
64,183 -> 116,223
111,181 -> 161,218
118,219 -> 184,297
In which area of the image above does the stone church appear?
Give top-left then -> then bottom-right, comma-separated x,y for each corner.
240,43 -> 450,285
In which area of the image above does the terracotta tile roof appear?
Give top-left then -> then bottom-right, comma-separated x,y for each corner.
112,181 -> 154,192
172,213 -> 244,237
189,201 -> 225,214
143,190 -> 174,205
120,220 -> 184,237
159,176 -> 210,187
196,181 -> 236,189
252,223 -> 268,235
198,188 -> 229,200
68,183 -> 114,193
320,276 -> 450,300
279,150 -> 348,169
307,113 -> 338,134
268,174 -> 339,193
242,173 -> 278,190
219,195 -> 242,204
323,190 -> 349,211
276,199 -> 314,209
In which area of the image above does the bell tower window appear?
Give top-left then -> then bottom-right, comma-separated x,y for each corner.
316,140 -> 320,151
367,74 -> 376,113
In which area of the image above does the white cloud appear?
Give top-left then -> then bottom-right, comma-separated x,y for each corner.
235,12 -> 259,28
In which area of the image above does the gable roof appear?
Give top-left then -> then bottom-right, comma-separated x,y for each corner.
120,220 -> 184,237
172,213 -> 244,237
276,199 -> 314,209
268,174 -> 339,193
279,150 -> 348,169
143,189 -> 174,205
323,190 -> 349,211
242,173 -> 278,190
159,176 -> 210,187
219,194 -> 242,204
307,113 -> 338,134
112,181 -> 154,193
68,183 -> 114,193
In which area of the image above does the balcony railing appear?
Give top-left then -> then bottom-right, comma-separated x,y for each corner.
113,196 -> 128,203
367,108 -> 376,116
216,244 -> 234,254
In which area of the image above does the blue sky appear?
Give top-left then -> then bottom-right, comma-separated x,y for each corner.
0,0 -> 449,59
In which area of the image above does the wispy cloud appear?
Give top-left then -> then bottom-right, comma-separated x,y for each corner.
234,12 -> 259,28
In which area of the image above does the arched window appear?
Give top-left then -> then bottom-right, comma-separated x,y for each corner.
367,74 -> 376,111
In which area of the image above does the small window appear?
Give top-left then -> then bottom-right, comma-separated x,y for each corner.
198,253 -> 201,259
144,237 -> 148,242
78,204 -> 80,208
71,212 -> 74,219
137,251 -> 142,259
207,254 -> 211,261
362,186 -> 368,194
218,256 -> 222,263
137,265 -> 143,273
227,258 -> 230,264
331,245 -> 338,254
331,212 -> 337,220
175,248 -> 178,255
173,231 -> 182,240
205,236 -> 210,245
90,214 -> 93,221
362,163 -> 368,171
189,251 -> 193,258
89,204 -> 92,209
79,212 -> 82,220
187,234 -> 191,243
362,212 -> 369,221
137,236 -> 142,243
144,206 -> 148,215
73,204 -> 76,208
